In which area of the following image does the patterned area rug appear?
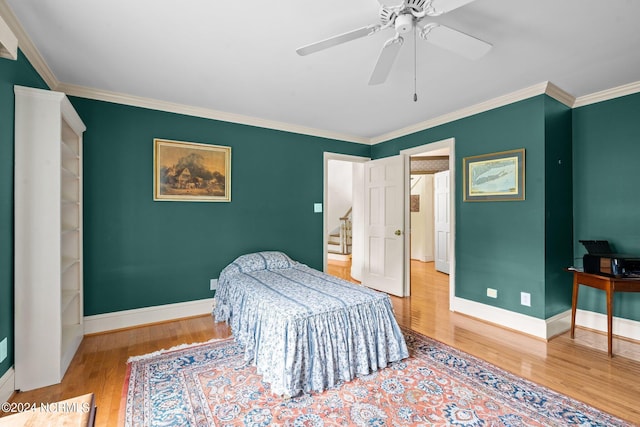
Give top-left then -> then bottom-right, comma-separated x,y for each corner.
122,329 -> 631,426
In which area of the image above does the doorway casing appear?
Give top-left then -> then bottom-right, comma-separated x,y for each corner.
324,137 -> 455,308
401,138 -> 455,308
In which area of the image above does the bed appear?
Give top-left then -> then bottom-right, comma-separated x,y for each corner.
212,251 -> 409,397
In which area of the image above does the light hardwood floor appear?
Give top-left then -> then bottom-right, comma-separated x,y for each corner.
5,260 -> 640,425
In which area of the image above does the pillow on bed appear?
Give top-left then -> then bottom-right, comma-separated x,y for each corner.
230,251 -> 297,273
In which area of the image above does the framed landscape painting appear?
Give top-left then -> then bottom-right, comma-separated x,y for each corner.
154,138 -> 231,202
463,148 -> 525,202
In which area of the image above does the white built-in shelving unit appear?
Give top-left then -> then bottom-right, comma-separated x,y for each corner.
14,85 -> 86,391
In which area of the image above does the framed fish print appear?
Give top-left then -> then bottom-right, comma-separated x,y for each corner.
463,148 -> 525,202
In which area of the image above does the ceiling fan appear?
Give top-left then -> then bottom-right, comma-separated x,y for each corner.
296,0 -> 492,86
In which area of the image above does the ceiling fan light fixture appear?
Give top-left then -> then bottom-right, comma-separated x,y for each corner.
406,0 -> 427,16
395,14 -> 414,33
379,6 -> 397,25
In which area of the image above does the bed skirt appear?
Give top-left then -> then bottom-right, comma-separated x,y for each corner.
213,252 -> 408,397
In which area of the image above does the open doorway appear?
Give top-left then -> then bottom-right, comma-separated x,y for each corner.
409,154 -> 450,271
409,168 -> 435,263
323,153 -> 369,280
401,138 -> 455,307
324,139 -> 454,308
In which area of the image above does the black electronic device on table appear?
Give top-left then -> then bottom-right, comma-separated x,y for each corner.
579,240 -> 640,277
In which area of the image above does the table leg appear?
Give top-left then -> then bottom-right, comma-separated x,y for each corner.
607,285 -> 613,357
571,275 -> 579,339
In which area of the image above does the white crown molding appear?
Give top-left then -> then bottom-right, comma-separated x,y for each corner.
59,78 -> 639,146
370,82 -> 578,144
544,81 -> 576,107
2,0 -> 367,145
58,80 -> 579,146
0,0 -> 58,88
3,0 -> 639,146
57,82 -> 370,145
573,80 -> 640,108
370,82 -> 550,144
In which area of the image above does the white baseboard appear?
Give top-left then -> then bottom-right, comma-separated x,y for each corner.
452,297 -> 571,340
0,367 -> 15,403
575,309 -> 640,341
452,297 -> 640,341
411,256 -> 434,263
327,253 -> 351,262
84,298 -> 216,335
82,296 -> 640,342
546,310 -> 573,338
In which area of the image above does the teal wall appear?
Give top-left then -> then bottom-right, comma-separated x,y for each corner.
71,98 -> 369,315
0,51 -> 48,379
543,97 -> 573,318
372,95 -> 574,319
573,92 -> 640,321
2,46 -> 639,384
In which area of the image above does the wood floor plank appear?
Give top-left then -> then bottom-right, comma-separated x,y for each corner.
4,260 -> 640,425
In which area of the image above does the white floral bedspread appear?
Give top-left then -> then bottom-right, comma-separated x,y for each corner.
212,251 -> 409,397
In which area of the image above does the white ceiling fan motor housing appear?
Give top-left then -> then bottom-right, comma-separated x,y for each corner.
395,14 -> 414,33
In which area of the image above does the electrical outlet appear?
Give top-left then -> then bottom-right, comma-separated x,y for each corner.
0,337 -> 7,363
487,288 -> 497,298
210,279 -> 218,290
314,203 -> 323,213
521,292 -> 531,307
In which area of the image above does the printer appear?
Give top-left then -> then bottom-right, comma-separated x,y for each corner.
579,240 -> 640,277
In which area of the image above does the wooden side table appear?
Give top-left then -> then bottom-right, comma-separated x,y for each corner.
569,270 -> 640,357
0,393 -> 95,426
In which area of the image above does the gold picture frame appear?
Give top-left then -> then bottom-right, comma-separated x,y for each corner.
410,195 -> 420,212
154,138 -> 231,202
463,148 -> 525,202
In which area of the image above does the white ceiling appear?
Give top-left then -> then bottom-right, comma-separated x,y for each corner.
4,0 -> 640,143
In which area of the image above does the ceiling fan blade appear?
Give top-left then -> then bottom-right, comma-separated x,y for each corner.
421,23 -> 491,60
369,36 -> 404,85
427,0 -> 477,16
296,25 -> 380,56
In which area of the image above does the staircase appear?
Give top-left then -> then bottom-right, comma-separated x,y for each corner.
328,207 -> 352,261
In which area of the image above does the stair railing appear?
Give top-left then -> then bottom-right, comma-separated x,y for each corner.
339,207 -> 352,255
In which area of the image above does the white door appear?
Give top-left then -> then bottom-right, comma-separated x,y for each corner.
434,170 -> 450,274
362,156 -> 405,296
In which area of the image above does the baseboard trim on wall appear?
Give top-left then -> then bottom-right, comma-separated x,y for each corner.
452,297 -> 640,342
327,253 -> 351,262
0,367 -> 15,403
576,309 -> 640,342
410,256 -> 434,263
452,297 -> 571,340
84,298 -> 216,335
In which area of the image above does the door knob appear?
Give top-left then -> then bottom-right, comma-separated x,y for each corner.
395,230 -> 402,236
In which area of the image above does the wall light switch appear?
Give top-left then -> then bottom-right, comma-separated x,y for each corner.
0,337 -> 7,363
314,203 -> 323,213
521,292 -> 531,307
